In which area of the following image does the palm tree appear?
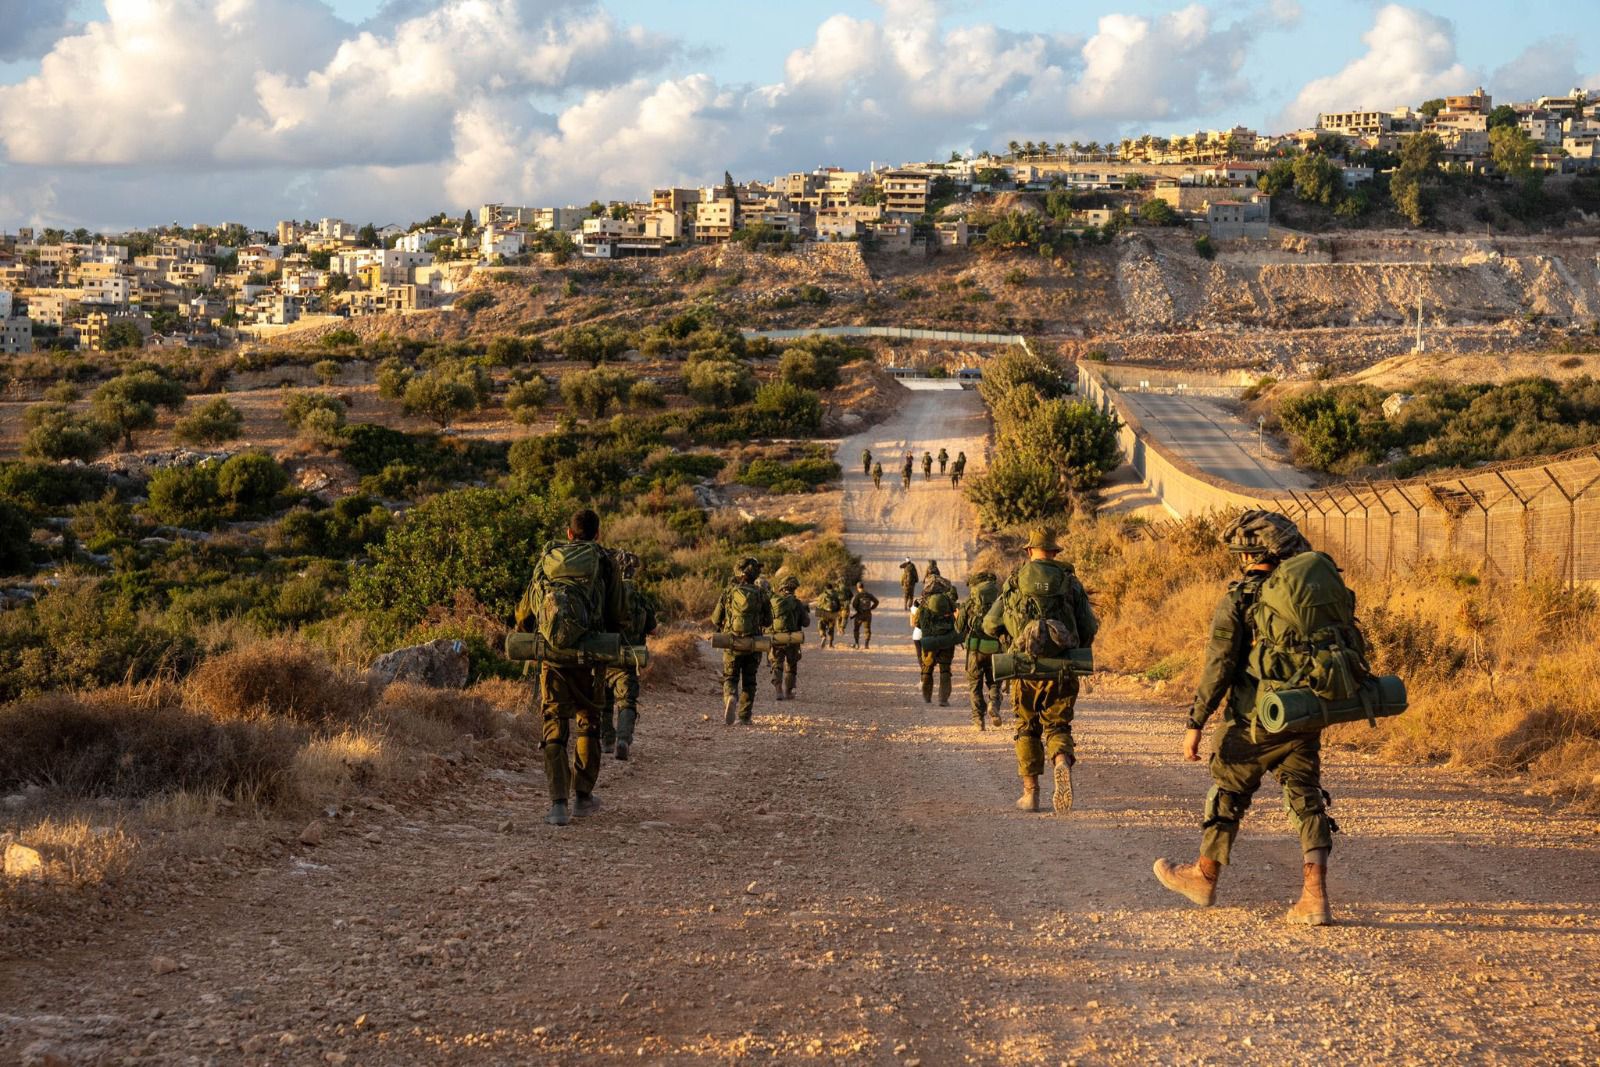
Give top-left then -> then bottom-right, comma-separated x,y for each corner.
1054,141 -> 1066,158
1070,140 -> 1084,159
1023,140 -> 1038,158
1007,140 -> 1021,158
1087,141 -> 1102,159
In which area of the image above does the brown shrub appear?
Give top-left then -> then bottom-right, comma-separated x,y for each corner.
377,682 -> 500,742
185,638 -> 377,726
642,630 -> 702,685
0,692 -> 299,803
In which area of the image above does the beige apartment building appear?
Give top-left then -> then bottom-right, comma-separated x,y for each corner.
694,198 -> 738,243
880,170 -> 930,220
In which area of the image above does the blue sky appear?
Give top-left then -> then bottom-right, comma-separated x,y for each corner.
1,1 -> 1595,229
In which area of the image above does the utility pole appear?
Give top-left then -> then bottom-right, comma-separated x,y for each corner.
1413,293 -> 1425,354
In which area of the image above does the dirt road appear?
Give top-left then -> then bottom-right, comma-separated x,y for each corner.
4,387 -> 1600,1065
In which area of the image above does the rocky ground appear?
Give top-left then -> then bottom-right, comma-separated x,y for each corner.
3,388 -> 1599,1066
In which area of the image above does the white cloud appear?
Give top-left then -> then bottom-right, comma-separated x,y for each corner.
1068,4 -> 1253,122
1490,38 -> 1582,105
1279,4 -> 1476,129
0,0 -> 79,61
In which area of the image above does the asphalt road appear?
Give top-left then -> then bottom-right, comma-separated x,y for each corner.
1118,391 -> 1314,492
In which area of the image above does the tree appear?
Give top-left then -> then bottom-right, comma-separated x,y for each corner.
1419,98 -> 1446,119
1291,153 -> 1343,206
402,371 -> 479,428
1486,104 -> 1520,130
505,376 -> 551,424
357,223 -> 380,246
1138,198 -> 1179,226
558,323 -> 630,365
685,360 -> 756,407
1489,125 -> 1536,178
313,359 -> 342,385
91,369 -> 186,449
460,210 -> 475,236
22,404 -> 108,462
173,398 -> 244,446
0,502 -> 32,575
215,452 -> 288,515
1391,132 -> 1444,226
558,367 -> 635,420
1007,140 -> 1021,158
103,320 -> 144,351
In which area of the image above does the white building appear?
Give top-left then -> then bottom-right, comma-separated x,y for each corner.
532,207 -> 589,232
82,276 -> 132,306
481,227 -> 526,259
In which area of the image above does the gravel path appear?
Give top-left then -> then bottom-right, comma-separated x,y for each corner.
3,387 -> 1598,1065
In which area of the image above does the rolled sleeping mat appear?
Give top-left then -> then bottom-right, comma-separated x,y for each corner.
769,630 -> 806,647
505,631 -> 624,664
1255,675 -> 1408,734
710,633 -> 774,653
919,631 -> 962,651
965,635 -> 1002,655
992,647 -> 1095,681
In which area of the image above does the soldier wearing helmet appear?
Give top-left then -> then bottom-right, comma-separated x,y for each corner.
601,549 -> 656,762
711,557 -> 774,724
767,575 -> 810,701
1154,510 -> 1337,926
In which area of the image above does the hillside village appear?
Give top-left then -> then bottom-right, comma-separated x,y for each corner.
2,85 -> 1599,358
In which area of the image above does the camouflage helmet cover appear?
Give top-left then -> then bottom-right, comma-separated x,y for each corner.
1222,510 -> 1311,561
613,548 -> 642,577
779,575 -> 800,591
736,556 -> 763,578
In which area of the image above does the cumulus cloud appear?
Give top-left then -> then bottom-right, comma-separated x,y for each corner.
1279,4 -> 1476,128
0,0 -> 1292,225
1490,38 -> 1583,104
0,0 -> 79,61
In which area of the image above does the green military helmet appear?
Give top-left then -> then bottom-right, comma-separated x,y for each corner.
967,569 -> 995,587
1025,528 -> 1062,553
736,556 -> 763,579
780,575 -> 800,592
1222,510 -> 1311,561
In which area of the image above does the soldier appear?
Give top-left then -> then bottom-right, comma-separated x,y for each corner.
951,451 -> 967,488
924,560 -> 941,588
601,549 -> 656,762
983,528 -> 1098,816
921,451 -> 933,480
914,574 -> 959,706
957,569 -> 1005,730
813,581 -> 841,648
1153,511 -> 1338,926
711,557 -> 774,725
901,453 -> 913,490
768,576 -> 810,700
861,447 -> 873,477
515,507 -> 625,827
872,461 -> 884,489
850,581 -> 880,649
899,557 -> 919,609
937,447 -> 949,474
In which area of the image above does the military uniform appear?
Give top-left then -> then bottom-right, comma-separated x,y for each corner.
951,453 -> 966,488
768,583 -> 810,700
937,447 -> 949,474
1190,574 -> 1335,866
850,587 -> 880,648
601,567 -> 656,759
516,541 -> 625,811
814,585 -> 842,647
983,561 -> 1098,777
899,560 -> 919,609
712,575 -> 774,723
861,448 -> 872,476
872,463 -> 883,489
901,457 -> 913,489
921,452 -> 933,480
914,580 -> 958,705
956,574 -> 1004,728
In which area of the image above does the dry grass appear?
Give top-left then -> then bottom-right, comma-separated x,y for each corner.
642,631 -> 703,687
657,574 -> 721,622
185,637 -> 378,726
0,814 -> 138,910
1067,514 -> 1600,809
377,682 -> 502,747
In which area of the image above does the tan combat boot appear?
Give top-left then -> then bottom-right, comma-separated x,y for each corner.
723,695 -> 736,726
1285,859 -> 1332,926
1152,857 -> 1220,907
1051,753 -> 1074,815
1015,775 -> 1040,812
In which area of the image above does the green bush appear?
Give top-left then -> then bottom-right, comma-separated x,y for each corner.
455,290 -> 494,313
739,455 -> 840,492
505,376 -> 551,424
0,461 -> 109,514
91,368 -> 187,449
686,360 -> 756,406
753,381 -> 822,430
215,452 -> 289,515
21,404 -> 109,461
559,368 -> 636,420
144,463 -> 223,528
965,453 -> 1075,527
0,501 -> 33,575
1194,235 -> 1216,259
402,368 -> 481,428
778,348 -> 840,390
173,397 -> 244,446
313,359 -> 342,385
321,328 -> 360,348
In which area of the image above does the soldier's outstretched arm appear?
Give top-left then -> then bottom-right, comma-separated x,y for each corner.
1190,587 -> 1250,730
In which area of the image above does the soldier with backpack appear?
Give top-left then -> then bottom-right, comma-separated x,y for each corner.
914,575 -> 960,706
957,570 -> 1005,730
899,558 -> 919,609
937,447 -> 949,475
861,448 -> 872,477
901,453 -> 913,490
814,581 -> 843,648
768,576 -> 811,700
513,508 -> 625,827
849,581 -> 880,649
951,451 -> 967,488
983,528 -> 1098,815
872,461 -> 884,489
921,451 -> 933,480
711,557 -> 774,725
1154,511 -> 1356,927
601,550 -> 656,762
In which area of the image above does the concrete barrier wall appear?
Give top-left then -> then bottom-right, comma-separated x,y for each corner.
742,326 -> 1026,345
1081,361 -> 1600,584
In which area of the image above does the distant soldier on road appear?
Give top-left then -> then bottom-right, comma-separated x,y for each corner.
767,576 -> 810,701
951,451 -> 967,488
899,558 -> 919,609
872,461 -> 883,489
901,453 -> 914,490
983,528 -> 1098,816
957,569 -> 1005,730
850,582 -> 880,650
921,451 -> 933,480
937,447 -> 949,474
711,557 -> 773,725
861,448 -> 872,477
814,581 -> 844,648
1153,511 -> 1342,926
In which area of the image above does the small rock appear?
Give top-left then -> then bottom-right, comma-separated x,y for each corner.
4,841 -> 44,878
151,956 -> 181,976
299,820 -> 325,847
498,819 -> 514,833
324,1054 -> 348,1065
745,881 -> 759,894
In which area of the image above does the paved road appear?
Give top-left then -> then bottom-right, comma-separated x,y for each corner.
1118,391 -> 1314,492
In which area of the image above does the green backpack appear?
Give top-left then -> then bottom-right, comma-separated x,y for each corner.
920,590 -> 957,637
1247,551 -> 1370,704
1004,560 -> 1079,656
621,580 -> 656,643
723,583 -> 766,637
525,540 -> 604,651
771,592 -> 807,633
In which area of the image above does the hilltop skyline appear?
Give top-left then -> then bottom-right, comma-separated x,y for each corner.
1,0 -> 1596,230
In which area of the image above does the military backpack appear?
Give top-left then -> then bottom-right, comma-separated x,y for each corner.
621,580 -> 657,644
722,582 -> 767,637
522,540 -> 605,651
1247,550 -> 1372,706
919,589 -> 957,637
1004,559 -> 1080,659
771,591 -> 809,633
